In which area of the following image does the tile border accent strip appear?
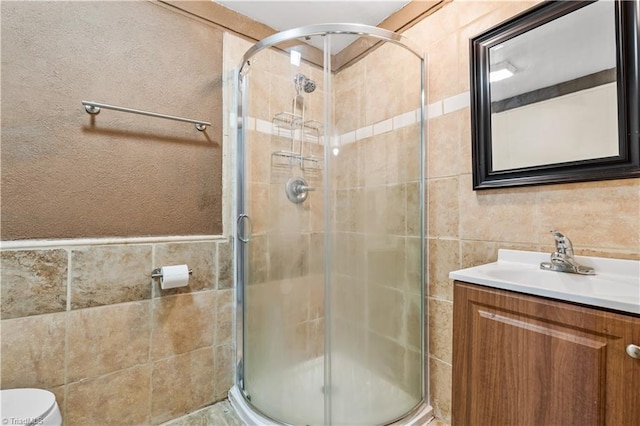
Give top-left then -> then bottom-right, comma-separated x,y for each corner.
245,91 -> 470,145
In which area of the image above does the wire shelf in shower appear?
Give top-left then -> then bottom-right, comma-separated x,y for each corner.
302,120 -> 323,142
273,112 -> 302,130
271,150 -> 322,172
272,113 -> 323,141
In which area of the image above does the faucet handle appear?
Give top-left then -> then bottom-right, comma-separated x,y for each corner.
550,230 -> 574,256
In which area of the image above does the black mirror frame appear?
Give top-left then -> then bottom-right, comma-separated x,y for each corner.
471,0 -> 640,190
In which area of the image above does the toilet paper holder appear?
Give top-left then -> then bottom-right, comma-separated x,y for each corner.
151,267 -> 193,279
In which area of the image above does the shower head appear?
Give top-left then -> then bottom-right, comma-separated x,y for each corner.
303,79 -> 316,93
294,73 -> 316,94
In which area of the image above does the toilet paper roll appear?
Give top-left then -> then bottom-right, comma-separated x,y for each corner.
160,264 -> 190,290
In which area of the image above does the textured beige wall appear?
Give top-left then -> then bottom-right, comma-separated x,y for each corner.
401,1 -> 640,423
1,1 -> 223,240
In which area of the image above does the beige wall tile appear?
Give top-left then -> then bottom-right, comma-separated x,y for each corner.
152,348 -> 215,423
48,385 -> 65,419
247,130 -> 272,184
269,233 -> 309,281
368,285 -> 404,339
217,240 -> 234,290
67,301 -> 151,382
308,274 -> 324,320
368,247 -> 405,289
537,179 -> 640,251
428,112 -> 462,179
335,81 -> 364,133
154,242 -> 216,296
1,312 -> 66,389
428,298 -> 453,364
70,245 -> 151,309
387,184 -> 408,235
367,332 -> 406,387
457,108 -> 473,175
333,275 -> 365,324
66,365 -> 151,426
214,342 -> 235,401
429,356 -> 452,423
1,249 -> 67,319
363,136 -> 390,187
268,182 -> 311,234
428,238 -> 459,302
573,247 -> 640,261
403,347 -> 423,398
152,292 -> 215,360
249,183 -> 270,235
398,125 -> 423,184
458,174 -> 539,243
460,239 -> 537,269
405,237 -> 423,290
215,289 -> 234,345
428,177 -> 460,238
246,62 -> 271,121
248,234 -> 269,285
406,182 -> 422,237
308,233 -> 324,275
404,293 -> 422,350
428,34 -> 461,102
363,46 -> 413,125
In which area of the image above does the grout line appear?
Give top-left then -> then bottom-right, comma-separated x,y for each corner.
148,242 -> 156,422
66,248 -> 72,312
63,250 -> 71,420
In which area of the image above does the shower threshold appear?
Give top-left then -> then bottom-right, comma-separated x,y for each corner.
229,355 -> 433,425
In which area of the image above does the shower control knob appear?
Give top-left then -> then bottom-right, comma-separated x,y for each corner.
285,176 -> 314,204
627,344 -> 640,359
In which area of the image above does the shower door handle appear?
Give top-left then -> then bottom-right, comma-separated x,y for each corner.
237,214 -> 253,243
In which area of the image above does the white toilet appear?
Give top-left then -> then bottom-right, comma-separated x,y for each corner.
0,388 -> 62,426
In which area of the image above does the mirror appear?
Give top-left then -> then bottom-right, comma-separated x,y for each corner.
471,0 -> 639,189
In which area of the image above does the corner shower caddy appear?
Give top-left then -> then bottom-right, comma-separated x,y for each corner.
270,74 -> 323,172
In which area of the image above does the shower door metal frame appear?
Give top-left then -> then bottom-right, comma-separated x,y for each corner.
234,23 -> 428,425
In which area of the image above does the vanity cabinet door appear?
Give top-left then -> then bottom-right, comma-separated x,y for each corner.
452,281 -> 640,426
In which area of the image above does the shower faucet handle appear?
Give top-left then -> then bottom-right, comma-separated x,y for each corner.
298,184 -> 315,192
285,177 -> 314,203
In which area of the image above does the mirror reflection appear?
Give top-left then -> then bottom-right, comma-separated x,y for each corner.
488,0 -> 618,171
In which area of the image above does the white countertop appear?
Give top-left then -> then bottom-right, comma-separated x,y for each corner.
449,249 -> 640,315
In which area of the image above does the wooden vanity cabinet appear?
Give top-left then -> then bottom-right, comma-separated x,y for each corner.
452,281 -> 640,426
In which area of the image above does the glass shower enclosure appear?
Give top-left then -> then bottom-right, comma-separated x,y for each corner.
232,24 -> 428,425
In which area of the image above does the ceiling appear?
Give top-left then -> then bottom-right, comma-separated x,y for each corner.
490,1 -> 616,101
215,0 -> 411,53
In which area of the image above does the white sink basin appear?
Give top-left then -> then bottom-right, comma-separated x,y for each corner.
449,249 -> 640,315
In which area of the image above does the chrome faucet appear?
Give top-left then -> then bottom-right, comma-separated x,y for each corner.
540,230 -> 595,275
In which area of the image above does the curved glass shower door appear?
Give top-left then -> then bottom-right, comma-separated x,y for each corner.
237,26 -> 425,425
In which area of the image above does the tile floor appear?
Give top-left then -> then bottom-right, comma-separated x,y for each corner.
161,400 -> 243,426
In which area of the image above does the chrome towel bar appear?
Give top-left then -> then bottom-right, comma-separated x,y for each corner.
82,100 -> 211,131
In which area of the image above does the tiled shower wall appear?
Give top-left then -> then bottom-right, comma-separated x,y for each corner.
402,0 -> 640,422
330,40 -> 424,397
236,41 -> 327,367
231,31 -> 426,400
0,239 -> 234,425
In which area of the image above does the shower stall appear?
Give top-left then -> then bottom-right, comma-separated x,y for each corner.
231,24 -> 428,425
